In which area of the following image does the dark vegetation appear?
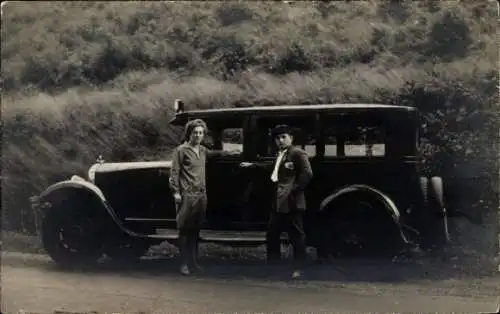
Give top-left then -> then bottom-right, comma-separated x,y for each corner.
1,1 -> 498,251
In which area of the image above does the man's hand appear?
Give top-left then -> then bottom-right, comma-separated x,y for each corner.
239,162 -> 255,168
174,192 -> 182,204
227,148 -> 242,155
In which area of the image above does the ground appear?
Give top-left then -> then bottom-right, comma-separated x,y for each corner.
1,234 -> 499,314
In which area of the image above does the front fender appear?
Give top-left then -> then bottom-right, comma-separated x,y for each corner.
319,184 -> 410,243
30,176 -> 150,239
36,175 -> 107,205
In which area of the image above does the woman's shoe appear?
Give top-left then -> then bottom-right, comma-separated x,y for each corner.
180,264 -> 190,276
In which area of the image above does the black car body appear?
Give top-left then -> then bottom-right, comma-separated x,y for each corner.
31,102 -> 449,266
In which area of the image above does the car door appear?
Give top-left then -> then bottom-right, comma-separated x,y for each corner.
204,118 -> 257,230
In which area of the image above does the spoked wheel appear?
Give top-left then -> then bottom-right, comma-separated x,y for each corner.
334,201 -> 378,257
41,205 -> 105,268
318,200 -> 405,259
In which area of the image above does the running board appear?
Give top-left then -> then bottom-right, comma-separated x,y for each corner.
126,217 -> 267,227
125,218 -> 176,222
152,229 -> 288,244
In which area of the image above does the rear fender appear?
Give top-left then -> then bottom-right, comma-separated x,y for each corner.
31,176 -> 150,239
319,184 -> 410,243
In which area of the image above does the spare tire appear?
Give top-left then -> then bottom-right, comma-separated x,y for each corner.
420,176 -> 450,251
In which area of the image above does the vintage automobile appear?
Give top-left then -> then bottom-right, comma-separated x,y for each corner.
31,100 -> 450,267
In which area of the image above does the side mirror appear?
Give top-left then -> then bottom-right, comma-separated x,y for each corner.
174,99 -> 185,114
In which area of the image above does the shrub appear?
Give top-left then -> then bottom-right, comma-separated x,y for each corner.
426,8 -> 473,61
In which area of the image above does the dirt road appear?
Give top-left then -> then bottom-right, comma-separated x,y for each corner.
1,250 -> 499,314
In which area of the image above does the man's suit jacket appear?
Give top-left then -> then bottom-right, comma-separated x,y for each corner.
273,146 -> 313,213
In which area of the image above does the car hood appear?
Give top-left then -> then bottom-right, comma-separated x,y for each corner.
90,161 -> 173,173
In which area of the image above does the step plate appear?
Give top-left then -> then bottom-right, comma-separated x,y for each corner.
154,229 -> 288,242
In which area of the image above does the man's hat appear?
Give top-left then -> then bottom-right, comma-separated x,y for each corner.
271,124 -> 293,138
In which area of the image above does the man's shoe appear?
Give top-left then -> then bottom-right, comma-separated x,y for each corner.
180,264 -> 190,276
291,270 -> 302,279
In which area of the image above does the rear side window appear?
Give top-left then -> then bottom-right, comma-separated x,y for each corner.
344,125 -> 385,157
322,116 -> 386,157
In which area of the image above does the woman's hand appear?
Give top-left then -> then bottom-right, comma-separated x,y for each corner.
174,192 -> 182,204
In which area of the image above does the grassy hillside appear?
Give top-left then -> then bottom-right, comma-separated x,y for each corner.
1,1 -> 498,233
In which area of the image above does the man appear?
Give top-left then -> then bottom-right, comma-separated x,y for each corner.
242,124 -> 313,279
169,119 -> 240,276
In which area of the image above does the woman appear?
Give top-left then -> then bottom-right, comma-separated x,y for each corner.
169,119 -> 240,275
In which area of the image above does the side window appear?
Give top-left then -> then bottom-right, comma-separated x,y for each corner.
202,130 -> 216,148
221,128 -> 243,152
345,125 -> 386,157
256,116 -> 317,158
324,126 -> 338,157
322,116 -> 386,157
202,117 -> 245,154
300,130 -> 317,157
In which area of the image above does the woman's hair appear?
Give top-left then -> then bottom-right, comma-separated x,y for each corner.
183,119 -> 208,142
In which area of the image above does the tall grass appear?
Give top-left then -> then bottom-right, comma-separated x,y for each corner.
1,1 -> 498,233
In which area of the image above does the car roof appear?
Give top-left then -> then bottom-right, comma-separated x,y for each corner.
177,103 -> 416,116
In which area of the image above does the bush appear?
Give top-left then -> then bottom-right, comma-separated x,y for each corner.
2,2 -> 495,92
425,8 -> 473,61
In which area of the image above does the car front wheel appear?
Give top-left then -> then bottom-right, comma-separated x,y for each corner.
41,204 -> 104,268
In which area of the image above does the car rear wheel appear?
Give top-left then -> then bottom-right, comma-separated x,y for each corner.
41,204 -> 105,268
318,198 -> 406,259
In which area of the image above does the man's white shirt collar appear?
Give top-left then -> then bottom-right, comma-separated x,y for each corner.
270,148 -> 289,182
